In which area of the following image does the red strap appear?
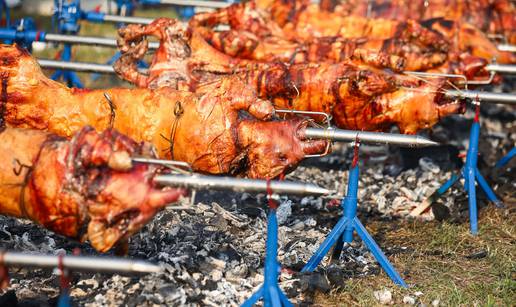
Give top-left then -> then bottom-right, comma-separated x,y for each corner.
0,251 -> 9,290
35,31 -> 42,42
351,135 -> 360,167
278,172 -> 285,181
72,248 -> 81,256
54,49 -> 62,60
58,252 -> 70,291
94,5 -> 102,12
266,179 -> 278,209
474,95 -> 480,123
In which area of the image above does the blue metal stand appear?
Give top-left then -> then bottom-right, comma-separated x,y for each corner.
115,0 -> 136,18
51,0 -> 83,88
51,43 -> 83,88
242,207 -> 293,306
495,147 -> 516,168
431,107 -> 504,235
301,143 -> 407,287
57,288 -> 71,307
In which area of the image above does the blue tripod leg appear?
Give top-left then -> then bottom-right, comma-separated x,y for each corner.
266,285 -> 281,307
57,288 -> 71,307
353,218 -> 407,287
466,168 -> 478,235
301,217 -> 350,273
475,171 -> 504,208
67,70 -> 83,88
438,173 -> 461,195
495,147 -> 516,168
241,286 -> 263,307
278,288 -> 294,307
51,69 -> 64,81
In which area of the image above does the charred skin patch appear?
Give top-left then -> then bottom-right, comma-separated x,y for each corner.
0,72 -> 8,132
421,17 -> 454,31
0,55 -> 18,67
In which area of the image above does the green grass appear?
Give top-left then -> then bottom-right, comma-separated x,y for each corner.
315,208 -> 516,306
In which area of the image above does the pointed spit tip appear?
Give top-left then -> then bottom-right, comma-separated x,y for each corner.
305,184 -> 331,196
131,261 -> 163,274
416,136 -> 440,147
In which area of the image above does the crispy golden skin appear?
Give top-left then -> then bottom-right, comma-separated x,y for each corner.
191,0 -> 515,64
0,126 -> 186,252
0,44 -> 326,179
327,0 -> 516,45
195,27 -> 451,72
115,18 -> 463,134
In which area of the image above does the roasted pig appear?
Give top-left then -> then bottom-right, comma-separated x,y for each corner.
0,126 -> 186,252
114,18 -> 463,134
191,0 -> 515,64
324,0 -> 516,45
195,26 -> 448,72
0,45 -> 326,179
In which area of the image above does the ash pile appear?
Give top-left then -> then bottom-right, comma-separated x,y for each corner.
0,105 -> 514,307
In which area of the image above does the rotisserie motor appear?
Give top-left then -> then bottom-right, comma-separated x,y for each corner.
0,126 -> 186,252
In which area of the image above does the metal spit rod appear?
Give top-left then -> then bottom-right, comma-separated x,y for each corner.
43,33 -> 159,49
303,128 -> 438,148
142,0 -> 231,8
38,59 -> 150,75
1,251 -> 162,274
100,14 -> 153,25
445,90 -> 516,105
153,174 -> 331,196
485,63 -> 516,74
38,59 -> 119,74
497,44 -> 516,53
36,59 -> 516,105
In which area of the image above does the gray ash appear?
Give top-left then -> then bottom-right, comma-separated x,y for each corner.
0,106 -> 514,306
